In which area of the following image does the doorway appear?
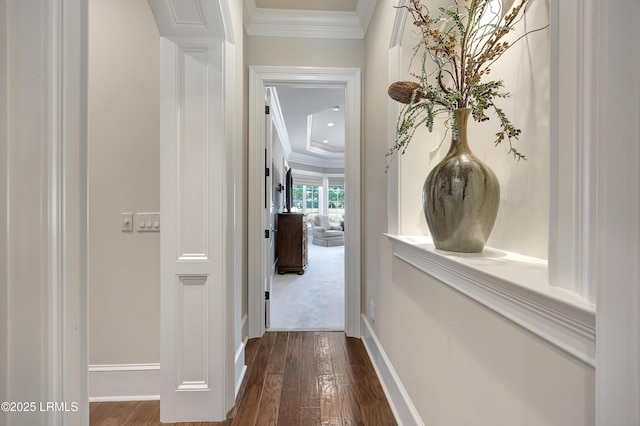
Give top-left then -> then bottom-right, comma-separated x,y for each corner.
248,66 -> 362,339
265,84 -> 346,331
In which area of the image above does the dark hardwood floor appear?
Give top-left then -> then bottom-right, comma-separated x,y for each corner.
90,331 -> 397,425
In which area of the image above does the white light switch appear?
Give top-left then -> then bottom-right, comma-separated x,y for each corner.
121,213 -> 133,232
137,212 -> 160,232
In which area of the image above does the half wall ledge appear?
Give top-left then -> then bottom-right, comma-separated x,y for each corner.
384,234 -> 596,366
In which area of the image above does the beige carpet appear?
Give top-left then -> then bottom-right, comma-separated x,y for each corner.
269,238 -> 345,330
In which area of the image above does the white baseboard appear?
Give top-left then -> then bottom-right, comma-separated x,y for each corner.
241,313 -> 248,342
235,338 -> 247,397
361,315 -> 424,426
89,363 -> 160,402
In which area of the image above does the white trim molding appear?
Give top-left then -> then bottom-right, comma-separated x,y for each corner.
267,87 -> 292,158
89,364 -> 160,402
287,152 -> 345,169
548,0 -> 599,302
243,0 -> 378,39
247,8 -> 365,39
3,0 -> 88,424
386,235 -> 596,366
361,315 -> 423,426
234,339 -> 247,397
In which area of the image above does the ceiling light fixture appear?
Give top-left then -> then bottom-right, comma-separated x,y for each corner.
327,122 -> 335,127
323,140 -> 329,143
332,106 -> 340,111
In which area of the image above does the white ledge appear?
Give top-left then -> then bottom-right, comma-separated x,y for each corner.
385,234 -> 596,366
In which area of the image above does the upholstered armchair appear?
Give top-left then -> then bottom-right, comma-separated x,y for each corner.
311,215 -> 344,247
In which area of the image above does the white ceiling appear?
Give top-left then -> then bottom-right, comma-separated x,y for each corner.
272,86 -> 345,168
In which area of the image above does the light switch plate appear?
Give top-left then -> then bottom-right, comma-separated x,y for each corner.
137,212 -> 160,232
121,213 -> 133,232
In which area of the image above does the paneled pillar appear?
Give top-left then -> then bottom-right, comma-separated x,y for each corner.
147,0 -> 235,422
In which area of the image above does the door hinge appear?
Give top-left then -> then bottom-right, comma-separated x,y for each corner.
264,229 -> 270,238
265,167 -> 270,177
265,291 -> 270,300
265,105 -> 270,114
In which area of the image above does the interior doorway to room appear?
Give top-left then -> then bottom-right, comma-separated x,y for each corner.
248,66 -> 361,339
265,84 -> 347,331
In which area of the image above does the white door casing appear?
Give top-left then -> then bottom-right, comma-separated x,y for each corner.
248,66 -> 362,338
2,0 -> 89,424
264,91 -> 273,328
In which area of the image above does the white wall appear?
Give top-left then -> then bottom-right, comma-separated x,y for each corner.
363,0 -> 594,424
594,0 -> 640,421
88,0 -> 160,365
247,36 -> 365,68
384,255 -> 594,425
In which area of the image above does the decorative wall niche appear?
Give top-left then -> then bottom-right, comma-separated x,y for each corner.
386,0 -> 597,365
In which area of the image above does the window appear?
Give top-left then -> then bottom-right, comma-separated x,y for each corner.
292,184 -> 320,226
327,186 -> 344,223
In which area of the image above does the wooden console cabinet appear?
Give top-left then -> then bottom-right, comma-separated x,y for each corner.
277,213 -> 308,274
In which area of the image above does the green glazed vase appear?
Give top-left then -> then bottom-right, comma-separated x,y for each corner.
423,108 -> 500,253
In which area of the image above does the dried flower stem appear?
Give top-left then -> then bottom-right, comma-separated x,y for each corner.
388,0 -> 548,164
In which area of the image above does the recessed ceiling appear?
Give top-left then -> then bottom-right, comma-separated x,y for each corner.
308,103 -> 345,154
273,86 -> 345,167
255,0 -> 358,12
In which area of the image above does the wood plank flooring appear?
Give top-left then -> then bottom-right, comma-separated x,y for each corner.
90,331 -> 397,425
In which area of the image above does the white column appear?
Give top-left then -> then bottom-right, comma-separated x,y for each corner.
321,176 -> 329,216
148,0 -> 236,422
302,185 -> 307,213
318,187 -> 325,216
158,37 -> 227,422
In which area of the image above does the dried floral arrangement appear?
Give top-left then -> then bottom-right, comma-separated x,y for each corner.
388,0 -> 547,163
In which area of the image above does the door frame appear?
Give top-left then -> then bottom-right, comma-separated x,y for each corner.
248,66 -> 362,338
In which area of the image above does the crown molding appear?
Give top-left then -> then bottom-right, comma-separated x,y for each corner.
355,0 -> 378,36
309,140 -> 344,154
268,88 -> 292,157
288,151 -> 345,169
244,0 -> 378,39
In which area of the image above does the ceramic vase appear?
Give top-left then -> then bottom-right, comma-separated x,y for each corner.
423,108 -> 500,253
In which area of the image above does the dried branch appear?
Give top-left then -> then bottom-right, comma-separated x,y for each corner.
388,0 -> 547,165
